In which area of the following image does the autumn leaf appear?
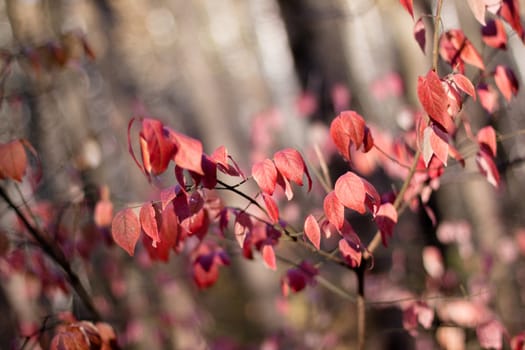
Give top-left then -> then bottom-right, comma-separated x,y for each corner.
252,158 -> 278,195
330,110 -> 374,162
168,130 -> 204,175
334,171 -> 380,215
451,73 -> 476,100
417,70 -> 451,129
482,19 -> 507,49
140,202 -> 160,244
262,193 -> 279,223
0,140 -> 28,182
323,191 -> 344,229
140,118 -> 176,176
262,244 -> 276,270
414,18 -> 426,53
304,214 -> 321,250
477,83 -> 500,113
476,147 -> 500,188
439,30 -> 485,73
94,199 -> 113,228
111,208 -> 140,256
422,124 -> 449,167
477,126 -> 497,157
499,0 -> 524,41
494,65 -> 519,102
273,148 -> 312,191
375,203 -> 398,247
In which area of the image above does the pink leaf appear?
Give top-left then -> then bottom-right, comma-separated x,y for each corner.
252,159 -> 278,195
452,73 -> 476,100
139,118 -> 176,176
262,193 -> 279,223
324,191 -> 345,229
476,148 -> 500,188
375,203 -> 398,247
482,19 -> 508,49
414,18 -> 426,53
304,214 -> 321,250
417,70 -> 451,129
334,171 -> 379,215
330,111 -> 374,162
477,83 -> 500,113
262,244 -> 276,270
499,0 -> 524,41
422,125 -> 449,167
494,65 -> 519,102
273,148 -> 312,191
140,202 -> 160,244
168,130 -> 204,175
339,235 -> 362,268
477,320 -> 505,350
477,126 -> 497,157
111,208 -> 140,256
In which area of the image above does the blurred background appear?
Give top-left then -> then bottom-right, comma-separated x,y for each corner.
1,0 -> 525,349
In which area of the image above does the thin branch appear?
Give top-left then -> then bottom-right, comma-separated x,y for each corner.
0,186 -> 101,321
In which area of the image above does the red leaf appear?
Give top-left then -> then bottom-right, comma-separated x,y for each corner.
140,118 -> 176,176
477,83 -> 500,113
467,0 -> 487,25
111,208 -> 140,256
160,185 -> 181,210
234,211 -> 252,247
399,0 -> 414,18
477,126 -> 497,157
273,148 -> 312,191
262,193 -> 279,223
0,140 -> 28,182
168,130 -> 204,175
476,320 -> 505,350
375,203 -> 398,247
210,145 -> 228,168
252,159 -> 278,195
335,172 -> 366,214
284,261 -> 319,294
439,30 -> 485,72
339,234 -> 362,268
262,244 -> 276,270
451,73 -> 476,100
482,19 -> 507,49
304,214 -> 321,250
494,65 -> 519,102
414,18 -> 426,53
330,111 -> 374,162
140,202 -> 160,244
94,199 -> 113,228
476,148 -> 500,188
324,191 -> 344,229
422,125 -> 449,167
499,0 -> 524,41
403,301 -> 435,336
334,171 -> 380,215
276,172 -> 294,200
417,70 -> 451,129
